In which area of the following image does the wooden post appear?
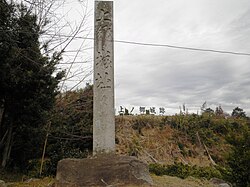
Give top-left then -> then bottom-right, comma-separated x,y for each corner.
40,122 -> 51,175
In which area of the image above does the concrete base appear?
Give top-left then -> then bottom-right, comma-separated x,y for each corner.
55,154 -> 153,187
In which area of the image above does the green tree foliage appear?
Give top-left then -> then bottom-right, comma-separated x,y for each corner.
44,86 -> 93,175
232,107 -> 247,118
226,126 -> 250,187
0,0 -> 63,169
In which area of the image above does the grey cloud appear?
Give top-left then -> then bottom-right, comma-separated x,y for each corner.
89,0 -> 250,115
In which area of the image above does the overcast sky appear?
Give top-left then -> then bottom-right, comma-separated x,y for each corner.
59,0 -> 250,115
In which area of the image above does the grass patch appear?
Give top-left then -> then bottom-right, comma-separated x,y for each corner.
149,163 -> 222,180
7,177 -> 54,187
0,169 -> 24,182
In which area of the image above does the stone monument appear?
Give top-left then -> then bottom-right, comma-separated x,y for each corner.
55,1 -> 153,186
93,0 -> 115,155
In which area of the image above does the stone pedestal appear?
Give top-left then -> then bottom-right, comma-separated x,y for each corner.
55,154 -> 153,187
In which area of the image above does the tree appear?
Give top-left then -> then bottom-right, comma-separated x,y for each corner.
0,0 -> 63,169
226,129 -> 250,187
20,0 -> 92,92
45,86 -> 93,174
201,101 -> 207,113
215,106 -> 224,117
200,102 -> 214,116
231,107 -> 247,118
202,108 -> 214,117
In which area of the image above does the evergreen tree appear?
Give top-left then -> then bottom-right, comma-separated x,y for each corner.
0,0 -> 63,169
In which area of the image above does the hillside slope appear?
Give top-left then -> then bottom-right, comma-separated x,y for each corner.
115,115 -> 232,166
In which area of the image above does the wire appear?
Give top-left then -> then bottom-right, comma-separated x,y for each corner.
59,60 -> 92,65
114,40 -> 250,56
2,29 -> 250,56
43,33 -> 250,57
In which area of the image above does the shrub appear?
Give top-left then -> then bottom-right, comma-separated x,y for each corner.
225,128 -> 250,187
45,142 -> 87,175
149,163 -> 222,180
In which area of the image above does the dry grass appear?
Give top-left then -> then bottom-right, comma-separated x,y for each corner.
7,177 -> 54,187
5,115 -> 228,186
115,115 -> 215,166
6,175 -> 218,187
151,174 -> 217,187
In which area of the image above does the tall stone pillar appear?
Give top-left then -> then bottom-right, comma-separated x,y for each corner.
55,3 -> 153,186
93,1 -> 115,154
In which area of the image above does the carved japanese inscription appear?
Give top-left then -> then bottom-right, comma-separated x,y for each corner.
93,1 -> 115,155
95,2 -> 113,90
